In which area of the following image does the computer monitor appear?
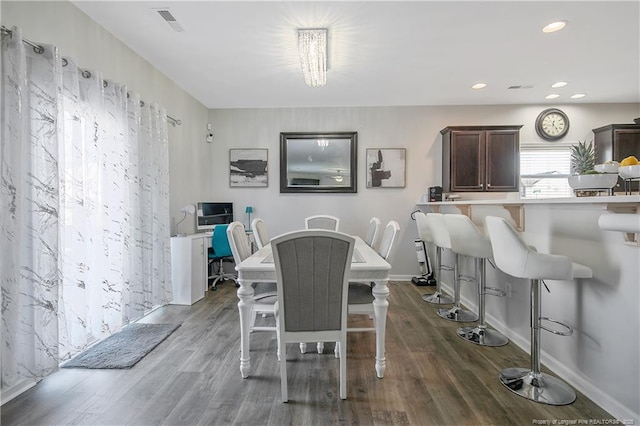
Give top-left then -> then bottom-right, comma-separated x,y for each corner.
196,202 -> 234,232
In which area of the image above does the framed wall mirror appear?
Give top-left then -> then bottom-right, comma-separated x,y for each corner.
280,131 -> 358,193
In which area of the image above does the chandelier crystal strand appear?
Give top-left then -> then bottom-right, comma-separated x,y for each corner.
298,29 -> 327,87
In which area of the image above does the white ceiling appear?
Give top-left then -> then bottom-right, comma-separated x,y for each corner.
72,1 -> 640,109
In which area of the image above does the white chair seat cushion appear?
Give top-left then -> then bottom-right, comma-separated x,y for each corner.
348,282 -> 374,305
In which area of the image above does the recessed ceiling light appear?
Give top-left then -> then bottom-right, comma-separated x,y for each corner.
472,83 -> 487,89
543,21 -> 567,33
545,94 -> 560,99
551,81 -> 568,88
570,93 -> 586,99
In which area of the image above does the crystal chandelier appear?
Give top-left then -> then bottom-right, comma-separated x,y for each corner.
297,28 -> 327,88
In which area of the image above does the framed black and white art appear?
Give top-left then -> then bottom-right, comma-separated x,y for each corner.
229,149 -> 268,187
366,148 -> 406,188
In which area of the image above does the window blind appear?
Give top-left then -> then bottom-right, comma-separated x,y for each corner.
520,144 -> 572,198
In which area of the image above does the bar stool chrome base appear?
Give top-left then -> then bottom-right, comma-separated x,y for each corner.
437,306 -> 478,322
457,326 -> 509,347
499,367 -> 576,406
422,291 -> 454,305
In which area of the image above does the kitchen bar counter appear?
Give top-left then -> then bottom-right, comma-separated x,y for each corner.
417,195 -> 639,239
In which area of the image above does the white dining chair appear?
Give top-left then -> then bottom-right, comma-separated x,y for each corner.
364,216 -> 381,249
251,217 -> 270,249
272,229 -> 354,402
334,220 -> 400,358
227,222 -> 278,337
305,214 -> 340,231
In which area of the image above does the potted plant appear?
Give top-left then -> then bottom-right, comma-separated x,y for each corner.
570,140 -> 595,175
568,140 -> 617,196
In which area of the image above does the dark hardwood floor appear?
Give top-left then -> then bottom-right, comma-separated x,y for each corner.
1,282 -> 613,425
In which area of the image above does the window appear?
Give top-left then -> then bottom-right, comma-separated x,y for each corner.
520,143 -> 572,198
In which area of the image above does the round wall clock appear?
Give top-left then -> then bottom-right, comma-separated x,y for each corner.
535,108 -> 570,141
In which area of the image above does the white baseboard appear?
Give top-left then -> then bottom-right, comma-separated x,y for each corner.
1,378 -> 38,406
389,275 -> 415,281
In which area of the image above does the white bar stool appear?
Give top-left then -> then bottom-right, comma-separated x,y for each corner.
418,213 -> 454,305
486,216 -> 593,406
444,214 -> 509,346
427,213 -> 478,322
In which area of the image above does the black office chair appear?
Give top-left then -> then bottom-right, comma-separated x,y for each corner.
208,224 -> 237,290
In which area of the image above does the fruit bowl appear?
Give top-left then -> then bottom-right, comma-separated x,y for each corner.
618,164 -> 640,179
594,163 -> 620,173
568,174 -> 618,190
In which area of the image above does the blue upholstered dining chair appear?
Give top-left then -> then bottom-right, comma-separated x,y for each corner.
208,224 -> 237,290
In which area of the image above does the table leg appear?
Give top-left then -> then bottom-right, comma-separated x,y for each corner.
372,279 -> 390,378
237,278 -> 254,378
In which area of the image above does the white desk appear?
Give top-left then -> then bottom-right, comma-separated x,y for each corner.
235,236 -> 391,379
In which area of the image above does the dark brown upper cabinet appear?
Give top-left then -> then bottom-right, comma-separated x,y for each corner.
593,123 -> 640,192
441,125 -> 522,193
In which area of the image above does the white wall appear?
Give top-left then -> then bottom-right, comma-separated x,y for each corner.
2,0 -> 213,233
208,104 -> 639,277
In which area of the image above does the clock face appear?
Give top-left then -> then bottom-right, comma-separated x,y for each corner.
536,108 -> 570,141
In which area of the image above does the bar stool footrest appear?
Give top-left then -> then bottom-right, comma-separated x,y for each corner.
483,286 -> 506,297
458,274 -> 476,283
540,317 -> 573,336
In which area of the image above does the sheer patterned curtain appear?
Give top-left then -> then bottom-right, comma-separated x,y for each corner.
1,26 -> 172,399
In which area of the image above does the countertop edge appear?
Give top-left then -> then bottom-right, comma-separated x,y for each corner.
416,195 -> 640,206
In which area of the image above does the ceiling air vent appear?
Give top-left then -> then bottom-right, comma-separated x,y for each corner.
508,85 -> 534,90
154,9 -> 184,32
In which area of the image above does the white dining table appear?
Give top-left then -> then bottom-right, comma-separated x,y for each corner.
235,235 -> 392,379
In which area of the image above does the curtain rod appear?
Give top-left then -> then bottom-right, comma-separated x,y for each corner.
1,25 -> 43,53
1,25 -> 182,127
